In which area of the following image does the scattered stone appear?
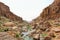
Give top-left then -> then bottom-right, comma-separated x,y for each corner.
51,27 -> 60,32
3,22 -> 15,27
0,32 -> 17,40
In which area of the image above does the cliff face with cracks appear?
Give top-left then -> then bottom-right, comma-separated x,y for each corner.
30,0 -> 60,40
0,2 -> 23,22
31,0 -> 60,24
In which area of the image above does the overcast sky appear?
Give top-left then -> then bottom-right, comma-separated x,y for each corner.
0,0 -> 54,22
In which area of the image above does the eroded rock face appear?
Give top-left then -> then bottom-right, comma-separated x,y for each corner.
0,2 -> 23,22
31,0 -> 60,24
31,0 -> 60,40
0,2 -> 25,40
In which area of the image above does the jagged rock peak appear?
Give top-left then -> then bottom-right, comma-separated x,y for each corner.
0,2 -> 23,22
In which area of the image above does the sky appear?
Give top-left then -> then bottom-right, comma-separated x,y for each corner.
0,0 -> 54,22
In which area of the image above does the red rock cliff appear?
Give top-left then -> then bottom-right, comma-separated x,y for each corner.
0,2 -> 23,22
31,0 -> 60,24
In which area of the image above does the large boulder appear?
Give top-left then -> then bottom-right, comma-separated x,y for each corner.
0,32 -> 17,40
